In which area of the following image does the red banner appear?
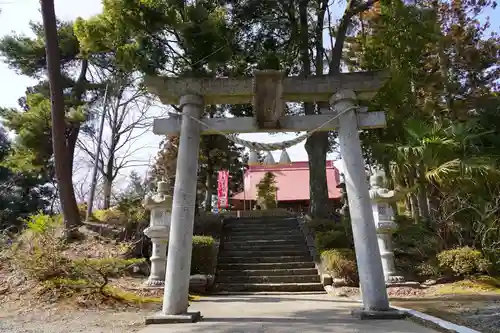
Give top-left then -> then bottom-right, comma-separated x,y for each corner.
217,170 -> 229,209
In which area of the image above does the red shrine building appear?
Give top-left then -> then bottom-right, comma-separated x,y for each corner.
230,161 -> 342,212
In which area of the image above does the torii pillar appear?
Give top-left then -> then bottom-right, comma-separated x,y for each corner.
144,71 -> 405,324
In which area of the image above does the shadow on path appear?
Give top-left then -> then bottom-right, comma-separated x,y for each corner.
199,296 -> 356,304
139,294 -> 439,333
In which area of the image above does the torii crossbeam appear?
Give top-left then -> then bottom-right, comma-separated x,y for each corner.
144,70 -> 398,323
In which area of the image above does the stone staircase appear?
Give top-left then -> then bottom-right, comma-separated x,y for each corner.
214,217 -> 324,293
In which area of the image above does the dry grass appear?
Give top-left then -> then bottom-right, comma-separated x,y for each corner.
0,219 -> 200,312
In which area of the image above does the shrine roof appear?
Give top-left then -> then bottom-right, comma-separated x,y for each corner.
231,161 -> 341,201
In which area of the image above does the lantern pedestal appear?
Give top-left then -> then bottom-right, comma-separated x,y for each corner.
374,220 -> 405,284
143,181 -> 172,287
369,171 -> 406,285
143,226 -> 169,286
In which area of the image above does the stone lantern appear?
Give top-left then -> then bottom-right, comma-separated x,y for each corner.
142,180 -> 172,286
368,170 -> 404,284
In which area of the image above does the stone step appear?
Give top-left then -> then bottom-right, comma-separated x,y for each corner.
214,282 -> 325,293
223,239 -> 301,247
217,262 -> 316,271
225,227 -> 298,235
225,229 -> 298,235
225,218 -> 297,224
224,222 -> 298,229
217,274 -> 320,284
222,243 -> 306,251
218,255 -> 310,264
224,234 -> 305,242
226,229 -> 303,237
217,268 -> 318,277
219,249 -> 309,257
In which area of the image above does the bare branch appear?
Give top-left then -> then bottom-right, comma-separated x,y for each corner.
329,0 -> 380,74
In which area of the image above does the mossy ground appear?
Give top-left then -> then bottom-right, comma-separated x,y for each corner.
431,275 -> 500,294
390,276 -> 500,333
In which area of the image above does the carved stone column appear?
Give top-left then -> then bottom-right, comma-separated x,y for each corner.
330,91 -> 404,319
143,180 -> 172,286
368,171 -> 405,284
156,94 -> 204,323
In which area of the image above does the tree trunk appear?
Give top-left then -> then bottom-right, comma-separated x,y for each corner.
405,196 -> 412,214
426,183 -> 439,221
305,132 -> 330,218
40,0 -> 81,238
417,185 -> 430,221
406,171 -> 420,223
103,153 -> 114,209
417,165 -> 430,221
103,177 -> 112,209
194,190 -> 200,217
409,194 -> 419,223
204,171 -> 213,212
297,0 -> 330,218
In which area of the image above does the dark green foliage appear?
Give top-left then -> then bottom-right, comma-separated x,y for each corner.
0,127 -> 52,231
191,235 -> 216,275
437,247 -> 492,276
315,230 -> 353,253
309,217 -> 353,253
307,218 -> 338,233
416,261 -> 441,279
193,214 -> 223,238
392,215 -> 440,278
256,172 -> 278,209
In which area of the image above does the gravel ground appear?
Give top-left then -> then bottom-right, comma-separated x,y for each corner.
1,282 -> 498,333
461,301 -> 500,333
0,307 -> 154,333
1,296 -> 499,333
330,286 -> 500,333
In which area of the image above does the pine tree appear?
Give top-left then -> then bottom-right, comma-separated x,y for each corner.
256,172 -> 278,210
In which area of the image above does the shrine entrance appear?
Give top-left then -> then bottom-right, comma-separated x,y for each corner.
144,70 -> 401,322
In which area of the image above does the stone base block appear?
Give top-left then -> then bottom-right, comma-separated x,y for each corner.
351,308 -> 407,320
321,274 -> 333,287
385,275 -> 405,284
145,311 -> 202,325
144,279 -> 165,287
386,281 -> 421,288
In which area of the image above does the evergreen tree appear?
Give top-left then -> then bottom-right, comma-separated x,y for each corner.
0,126 -> 52,231
256,172 -> 278,210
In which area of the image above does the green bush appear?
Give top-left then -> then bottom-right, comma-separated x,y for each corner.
315,230 -> 352,252
437,246 -> 492,276
93,209 -> 127,226
89,197 -> 148,231
392,215 -> 439,278
70,257 -> 144,283
416,261 -> 440,278
393,215 -> 439,260
191,235 -> 216,275
77,203 -> 89,220
308,218 -> 338,233
10,213 -> 69,281
321,248 -> 358,285
194,214 -> 223,238
24,212 -> 61,234
116,197 -> 148,223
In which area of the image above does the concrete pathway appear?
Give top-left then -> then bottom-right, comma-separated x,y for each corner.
139,293 -> 440,333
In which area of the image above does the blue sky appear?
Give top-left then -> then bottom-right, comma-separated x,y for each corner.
0,0 -> 498,178
0,0 -> 333,170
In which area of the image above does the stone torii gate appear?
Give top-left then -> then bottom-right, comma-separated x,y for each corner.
144,70 -> 402,323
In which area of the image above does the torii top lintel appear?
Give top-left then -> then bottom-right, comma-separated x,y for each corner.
144,70 -> 389,106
